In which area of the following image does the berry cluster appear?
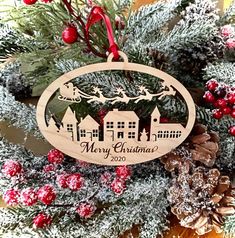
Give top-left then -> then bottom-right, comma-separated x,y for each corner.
1,149 -> 132,229
2,184 -> 56,206
33,212 -> 52,228
203,79 -> 235,136
220,25 -> 235,49
56,173 -> 84,191
100,165 -> 132,195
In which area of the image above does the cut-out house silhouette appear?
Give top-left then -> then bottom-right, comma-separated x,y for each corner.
52,106 -> 185,142
103,109 -> 139,141
59,107 -> 99,141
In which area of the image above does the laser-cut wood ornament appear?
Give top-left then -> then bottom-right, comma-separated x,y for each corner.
36,51 -> 196,165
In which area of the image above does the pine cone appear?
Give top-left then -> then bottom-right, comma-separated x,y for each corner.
190,124 -> 219,167
168,167 -> 235,235
160,146 -> 192,173
160,124 -> 219,172
147,49 -> 169,70
175,36 -> 225,76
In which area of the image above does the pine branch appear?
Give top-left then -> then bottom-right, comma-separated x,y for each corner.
0,60 -> 31,99
203,62 -> 235,86
0,86 -> 42,138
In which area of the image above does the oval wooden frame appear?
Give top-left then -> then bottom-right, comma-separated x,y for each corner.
37,51 -> 196,165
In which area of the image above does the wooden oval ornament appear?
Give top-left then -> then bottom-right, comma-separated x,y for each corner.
37,51 -> 196,165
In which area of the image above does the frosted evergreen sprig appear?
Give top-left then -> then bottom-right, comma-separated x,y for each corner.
0,86 -> 41,138
203,62 -> 235,86
126,0 -> 183,45
0,61 -> 31,99
0,23 -> 25,58
178,0 -> 219,25
0,138 -> 170,238
224,211 -> 235,238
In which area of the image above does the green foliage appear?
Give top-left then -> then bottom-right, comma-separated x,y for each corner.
0,138 -> 170,238
0,23 -> 26,58
0,86 -> 41,137
203,62 -> 235,86
224,211 -> 235,238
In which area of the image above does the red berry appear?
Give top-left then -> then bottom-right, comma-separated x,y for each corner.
43,164 -> 56,173
20,188 -> 38,206
33,212 -> 52,228
100,172 -> 112,186
160,117 -> 169,123
212,109 -> 223,119
213,101 -> 219,108
2,160 -> 22,177
220,25 -> 234,38
47,149 -> 64,164
226,38 -> 235,49
227,93 -> 235,104
76,203 -> 96,219
56,174 -> 69,188
206,79 -> 219,92
98,109 -> 108,125
214,87 -> 227,98
228,126 -> 235,136
216,98 -> 227,108
115,166 -> 131,180
23,0 -> 37,4
77,160 -> 90,168
223,107 -> 232,115
37,184 -> 56,205
67,174 -> 84,191
110,178 -> 126,195
115,16 -> 125,30
3,188 -> 20,206
231,110 -> 235,118
62,26 -> 78,44
203,91 -> 215,103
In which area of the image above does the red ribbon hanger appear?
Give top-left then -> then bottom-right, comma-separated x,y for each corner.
86,6 -> 120,60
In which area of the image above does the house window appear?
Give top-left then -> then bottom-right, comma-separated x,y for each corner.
176,131 -> 182,138
129,122 -> 136,128
128,132 -> 135,138
67,124 -> 73,131
80,130 -> 86,137
163,131 -> 169,138
170,131 -> 175,138
158,131 -> 163,138
106,122 -> 114,128
117,122 -> 125,128
93,129 -> 98,137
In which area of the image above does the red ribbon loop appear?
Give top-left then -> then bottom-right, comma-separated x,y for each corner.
86,6 -> 119,60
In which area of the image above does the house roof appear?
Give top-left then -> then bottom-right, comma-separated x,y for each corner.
79,115 -> 99,128
104,109 -> 139,121
61,107 -> 78,123
151,106 -> 161,117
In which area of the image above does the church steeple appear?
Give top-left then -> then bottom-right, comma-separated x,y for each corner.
151,106 -> 161,124
150,106 -> 161,141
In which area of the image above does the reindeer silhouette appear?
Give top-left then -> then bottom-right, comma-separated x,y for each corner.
87,87 -> 110,104
111,88 -> 131,104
